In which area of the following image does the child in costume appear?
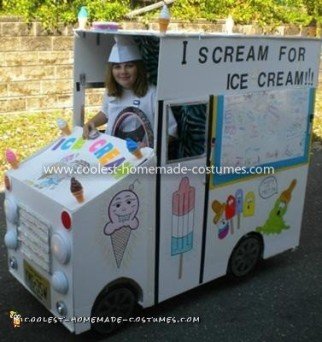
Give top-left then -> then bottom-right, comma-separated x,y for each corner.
83,36 -> 177,147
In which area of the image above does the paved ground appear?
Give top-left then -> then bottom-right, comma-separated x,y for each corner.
1,150 -> 322,342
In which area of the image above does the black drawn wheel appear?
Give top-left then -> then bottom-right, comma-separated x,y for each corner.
91,287 -> 137,335
228,235 -> 262,278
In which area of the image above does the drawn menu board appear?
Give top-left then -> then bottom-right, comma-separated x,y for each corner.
218,88 -> 310,170
213,88 -> 313,186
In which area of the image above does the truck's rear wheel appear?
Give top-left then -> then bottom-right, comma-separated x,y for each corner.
91,287 -> 137,335
228,235 -> 262,278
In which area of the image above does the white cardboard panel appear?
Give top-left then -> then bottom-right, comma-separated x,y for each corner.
157,37 -> 321,99
203,165 -> 309,283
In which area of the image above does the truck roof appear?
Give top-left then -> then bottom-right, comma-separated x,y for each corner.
75,28 -> 321,41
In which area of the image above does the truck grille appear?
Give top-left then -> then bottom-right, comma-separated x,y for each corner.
17,205 -> 51,273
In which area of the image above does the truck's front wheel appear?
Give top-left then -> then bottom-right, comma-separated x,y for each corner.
228,234 -> 263,278
91,287 -> 137,335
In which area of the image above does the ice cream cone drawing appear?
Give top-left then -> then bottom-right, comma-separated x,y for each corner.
256,179 -> 297,235
235,189 -> 244,229
104,186 -> 139,268
243,191 -> 255,217
225,195 -> 236,235
171,177 -> 195,279
212,200 -> 229,239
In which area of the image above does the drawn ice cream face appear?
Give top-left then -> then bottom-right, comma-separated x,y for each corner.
243,192 -> 255,217
104,189 -> 139,235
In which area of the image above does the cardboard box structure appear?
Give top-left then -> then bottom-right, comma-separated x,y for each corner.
4,28 -> 321,334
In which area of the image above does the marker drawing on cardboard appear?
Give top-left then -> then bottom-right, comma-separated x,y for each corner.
256,179 -> 297,235
235,189 -> 243,229
212,200 -> 229,240
225,195 -> 236,234
104,184 -> 140,268
171,177 -> 195,279
212,189 -> 254,239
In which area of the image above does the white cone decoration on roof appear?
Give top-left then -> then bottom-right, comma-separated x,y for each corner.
159,4 -> 170,33
78,6 -> 88,30
224,15 -> 234,34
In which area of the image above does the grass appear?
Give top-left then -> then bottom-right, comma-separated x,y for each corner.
0,111 -> 72,187
0,88 -> 322,189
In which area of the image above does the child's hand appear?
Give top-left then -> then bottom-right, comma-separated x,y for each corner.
82,122 -> 95,139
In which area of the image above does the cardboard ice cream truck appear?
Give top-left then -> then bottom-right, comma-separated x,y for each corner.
3,26 -> 321,335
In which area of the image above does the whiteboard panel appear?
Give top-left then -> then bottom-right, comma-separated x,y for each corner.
213,88 -> 313,185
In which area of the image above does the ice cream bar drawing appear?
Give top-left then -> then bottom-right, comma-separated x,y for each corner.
243,191 -> 255,217
212,200 -> 229,239
225,195 -> 236,234
171,177 -> 195,279
235,189 -> 243,229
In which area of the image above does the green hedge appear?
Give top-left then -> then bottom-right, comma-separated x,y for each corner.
1,0 -> 320,29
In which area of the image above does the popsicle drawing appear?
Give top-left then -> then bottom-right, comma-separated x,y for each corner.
235,189 -> 244,229
171,177 -> 195,279
243,191 -> 256,217
225,195 -> 236,235
212,200 -> 229,240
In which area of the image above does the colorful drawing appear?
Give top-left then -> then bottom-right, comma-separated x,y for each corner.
243,192 -> 255,217
212,200 -> 229,239
171,177 -> 195,279
256,179 -> 297,235
26,153 -> 90,191
112,106 -> 154,148
225,195 -> 236,234
235,189 -> 243,229
104,185 -> 139,268
32,162 -> 66,190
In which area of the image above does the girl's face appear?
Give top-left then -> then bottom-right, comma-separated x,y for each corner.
112,62 -> 138,89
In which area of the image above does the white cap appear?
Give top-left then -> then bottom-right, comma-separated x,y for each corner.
108,36 -> 142,63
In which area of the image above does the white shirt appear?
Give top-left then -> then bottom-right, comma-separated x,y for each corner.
101,85 -> 177,147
